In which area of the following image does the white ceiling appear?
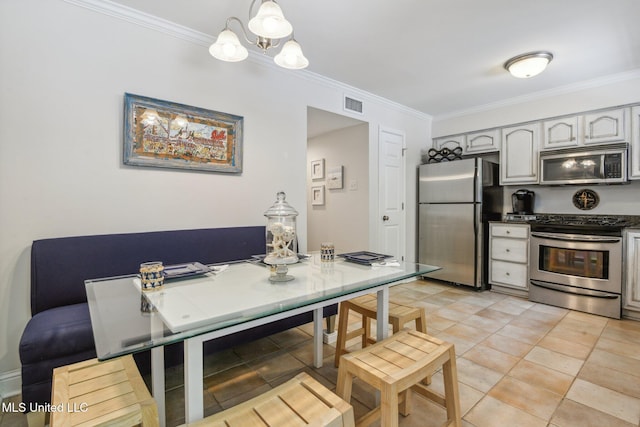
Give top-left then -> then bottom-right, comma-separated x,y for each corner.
113,0 -> 640,118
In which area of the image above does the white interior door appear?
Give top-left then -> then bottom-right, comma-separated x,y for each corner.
378,127 -> 406,260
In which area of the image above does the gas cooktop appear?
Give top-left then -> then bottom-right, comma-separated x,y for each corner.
504,213 -> 640,234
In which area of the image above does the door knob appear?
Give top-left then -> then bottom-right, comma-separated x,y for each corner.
382,215 -> 389,221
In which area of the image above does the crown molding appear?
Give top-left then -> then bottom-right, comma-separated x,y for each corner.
63,0 -> 213,46
63,0 -> 430,121
435,69 -> 640,121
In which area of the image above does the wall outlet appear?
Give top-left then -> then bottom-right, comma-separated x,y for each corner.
348,179 -> 358,190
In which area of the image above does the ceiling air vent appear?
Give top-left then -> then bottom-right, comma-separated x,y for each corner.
344,96 -> 363,114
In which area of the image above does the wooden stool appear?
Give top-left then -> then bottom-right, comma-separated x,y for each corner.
50,355 -> 158,427
183,372 -> 354,427
334,294 -> 427,368
336,330 -> 461,427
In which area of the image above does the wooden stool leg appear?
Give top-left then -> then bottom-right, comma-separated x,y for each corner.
336,366 -> 353,407
416,309 -> 427,333
399,389 -> 412,417
335,302 -> 351,368
362,314 -> 370,348
381,383 -> 399,427
442,347 -> 462,427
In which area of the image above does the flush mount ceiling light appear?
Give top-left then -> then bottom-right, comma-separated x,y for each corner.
209,0 -> 309,70
504,51 -> 553,78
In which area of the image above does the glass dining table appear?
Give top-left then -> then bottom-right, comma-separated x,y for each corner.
85,253 -> 440,425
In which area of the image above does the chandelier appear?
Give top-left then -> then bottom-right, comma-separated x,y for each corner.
209,0 -> 309,70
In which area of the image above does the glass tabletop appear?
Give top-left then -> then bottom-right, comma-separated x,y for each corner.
85,254 -> 440,360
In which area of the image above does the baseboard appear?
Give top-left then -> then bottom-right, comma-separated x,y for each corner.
0,369 -> 21,399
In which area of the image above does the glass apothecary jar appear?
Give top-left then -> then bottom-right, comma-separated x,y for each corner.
264,191 -> 298,266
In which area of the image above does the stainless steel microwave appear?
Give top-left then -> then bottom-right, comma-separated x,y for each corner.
539,143 -> 628,185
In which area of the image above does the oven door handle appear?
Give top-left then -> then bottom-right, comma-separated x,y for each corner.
530,280 -> 619,299
530,232 -> 621,244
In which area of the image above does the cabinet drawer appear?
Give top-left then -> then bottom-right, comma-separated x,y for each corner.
490,260 -> 528,288
491,238 -> 528,262
491,224 -> 529,239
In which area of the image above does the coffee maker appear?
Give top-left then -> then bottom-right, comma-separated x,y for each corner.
511,189 -> 535,214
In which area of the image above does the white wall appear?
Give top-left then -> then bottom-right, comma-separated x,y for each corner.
0,0 -> 429,385
307,124 -> 369,253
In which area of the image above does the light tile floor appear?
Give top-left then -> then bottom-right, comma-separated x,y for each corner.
2,279 -> 640,426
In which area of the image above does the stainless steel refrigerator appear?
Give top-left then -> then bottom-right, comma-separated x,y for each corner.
418,158 -> 502,289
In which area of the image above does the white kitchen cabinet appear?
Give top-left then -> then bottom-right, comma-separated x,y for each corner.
466,129 -> 499,153
500,123 -> 540,185
489,223 -> 530,297
630,106 -> 640,179
583,107 -> 629,145
624,229 -> 640,319
433,135 -> 465,152
542,116 -> 581,149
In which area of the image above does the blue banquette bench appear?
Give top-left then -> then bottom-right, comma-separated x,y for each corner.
19,226 -> 337,411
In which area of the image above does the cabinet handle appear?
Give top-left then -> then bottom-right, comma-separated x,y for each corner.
506,272 -> 510,276
506,249 -> 510,252
506,230 -> 511,234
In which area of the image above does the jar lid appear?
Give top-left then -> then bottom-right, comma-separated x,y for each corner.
264,191 -> 298,217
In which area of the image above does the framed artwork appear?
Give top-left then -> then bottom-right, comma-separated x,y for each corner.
327,165 -> 343,189
311,159 -> 325,179
311,185 -> 325,205
123,93 -> 243,173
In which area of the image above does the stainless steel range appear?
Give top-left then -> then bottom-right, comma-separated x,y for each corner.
506,214 -> 640,318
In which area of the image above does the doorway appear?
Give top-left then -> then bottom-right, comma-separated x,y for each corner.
306,107 -> 368,254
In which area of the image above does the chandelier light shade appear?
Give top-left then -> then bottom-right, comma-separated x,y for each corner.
209,0 -> 308,70
504,51 -> 553,78
248,1 -> 292,39
274,39 -> 309,69
209,29 -> 249,62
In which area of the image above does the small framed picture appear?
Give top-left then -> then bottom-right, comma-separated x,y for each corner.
311,159 -> 325,180
311,185 -> 325,205
327,166 -> 343,189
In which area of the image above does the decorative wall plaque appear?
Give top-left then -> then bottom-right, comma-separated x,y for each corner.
573,189 -> 599,210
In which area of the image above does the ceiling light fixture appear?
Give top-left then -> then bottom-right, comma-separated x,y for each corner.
504,51 -> 553,78
209,0 -> 308,70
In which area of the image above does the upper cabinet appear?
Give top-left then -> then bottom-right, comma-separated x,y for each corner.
431,104 -> 636,182
433,130 -> 498,155
542,107 -> 629,150
500,123 -> 540,185
466,129 -> 499,153
542,116 -> 580,149
631,106 -> 640,179
433,135 -> 465,152
583,107 -> 629,145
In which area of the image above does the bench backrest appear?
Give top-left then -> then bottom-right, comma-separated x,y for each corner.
30,226 -> 265,315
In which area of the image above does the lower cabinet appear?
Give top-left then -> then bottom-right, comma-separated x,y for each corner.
624,229 -> 640,319
489,222 -> 530,297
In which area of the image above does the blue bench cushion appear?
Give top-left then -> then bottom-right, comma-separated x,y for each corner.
20,303 -> 94,365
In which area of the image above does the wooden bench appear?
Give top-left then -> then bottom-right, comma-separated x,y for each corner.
50,355 -> 158,427
183,372 -> 354,427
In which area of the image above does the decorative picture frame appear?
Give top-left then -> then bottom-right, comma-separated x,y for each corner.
123,93 -> 243,173
311,159 -> 325,180
311,185 -> 325,205
327,165 -> 344,189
